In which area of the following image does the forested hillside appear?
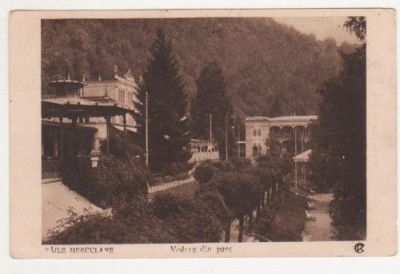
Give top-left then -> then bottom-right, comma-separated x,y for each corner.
42,18 -> 354,117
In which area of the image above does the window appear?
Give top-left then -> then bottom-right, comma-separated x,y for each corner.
118,89 -> 125,104
127,92 -> 133,106
253,129 -> 257,137
257,129 -> 261,136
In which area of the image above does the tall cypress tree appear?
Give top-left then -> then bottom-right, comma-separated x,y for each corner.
134,28 -> 191,171
191,62 -> 234,160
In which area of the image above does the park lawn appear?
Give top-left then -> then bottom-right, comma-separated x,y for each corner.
267,192 -> 307,241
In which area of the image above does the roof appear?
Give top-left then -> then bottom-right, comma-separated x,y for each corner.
190,139 -> 217,145
42,97 -> 136,119
49,79 -> 84,88
269,115 -> 317,122
292,149 -> 312,163
245,115 -> 317,122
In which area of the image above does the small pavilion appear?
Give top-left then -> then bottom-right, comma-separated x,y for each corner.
292,149 -> 312,189
42,77 -> 136,172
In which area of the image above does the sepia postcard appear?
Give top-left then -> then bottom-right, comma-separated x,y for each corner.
9,9 -> 396,259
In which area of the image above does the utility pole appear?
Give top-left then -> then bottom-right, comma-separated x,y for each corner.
225,113 -> 229,161
145,91 -> 149,167
209,113 -> 212,144
294,127 -> 297,189
237,123 -> 240,158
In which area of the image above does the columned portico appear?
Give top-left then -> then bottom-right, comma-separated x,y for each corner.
245,115 -> 317,158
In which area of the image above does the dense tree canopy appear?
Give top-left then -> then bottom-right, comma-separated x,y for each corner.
310,17 -> 366,240
215,172 -> 262,241
42,18 -> 353,119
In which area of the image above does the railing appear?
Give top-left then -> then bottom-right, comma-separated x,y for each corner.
41,94 -> 56,99
42,159 -> 62,179
148,177 -> 195,194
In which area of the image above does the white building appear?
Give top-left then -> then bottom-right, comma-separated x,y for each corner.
245,115 -> 317,158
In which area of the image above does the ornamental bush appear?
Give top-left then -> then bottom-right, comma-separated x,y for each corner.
45,195 -> 178,244
152,191 -> 226,242
62,155 -> 149,209
100,126 -> 143,160
193,163 -> 216,184
230,157 -> 251,170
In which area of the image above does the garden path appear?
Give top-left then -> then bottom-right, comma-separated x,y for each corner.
303,193 -> 334,241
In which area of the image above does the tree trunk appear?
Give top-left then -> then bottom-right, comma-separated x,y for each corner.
266,189 -> 270,205
225,222 -> 231,242
272,182 -> 276,197
238,215 -> 244,242
261,191 -> 265,208
248,210 -> 253,233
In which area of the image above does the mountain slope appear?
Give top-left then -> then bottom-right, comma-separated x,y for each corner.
42,18 -> 350,118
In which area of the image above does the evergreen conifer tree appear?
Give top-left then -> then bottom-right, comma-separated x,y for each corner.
191,62 -> 235,159
134,28 -> 191,171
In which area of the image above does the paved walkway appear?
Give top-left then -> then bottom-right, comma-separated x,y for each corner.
42,181 -> 105,240
303,193 -> 334,241
228,210 -> 258,242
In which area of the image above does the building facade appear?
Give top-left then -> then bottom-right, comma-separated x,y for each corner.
82,70 -> 138,136
42,72 -> 138,177
245,115 -> 317,158
189,139 -> 219,163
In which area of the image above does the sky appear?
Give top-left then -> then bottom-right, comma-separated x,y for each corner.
274,17 -> 361,45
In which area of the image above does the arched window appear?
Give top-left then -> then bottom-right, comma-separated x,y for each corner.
257,129 -> 261,136
253,129 -> 257,137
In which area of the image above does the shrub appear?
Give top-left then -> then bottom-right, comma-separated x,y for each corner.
195,185 -> 233,226
254,207 -> 277,238
100,126 -> 143,160
256,189 -> 307,242
171,172 -> 191,181
194,163 -> 216,184
152,192 -> 196,219
230,157 -> 251,170
210,160 -> 234,172
45,195 -> 178,244
62,155 -> 149,209
267,204 -> 305,241
160,162 -> 194,177
256,155 -> 273,163
152,191 -> 226,242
